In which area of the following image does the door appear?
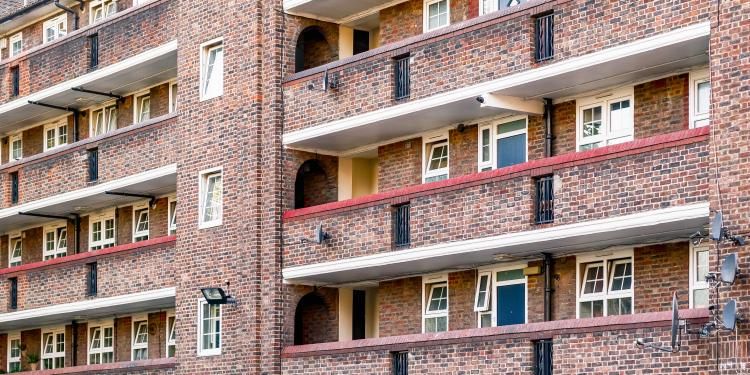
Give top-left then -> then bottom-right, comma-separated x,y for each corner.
496,283 -> 525,326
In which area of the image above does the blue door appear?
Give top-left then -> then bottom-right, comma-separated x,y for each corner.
497,283 -> 525,326
496,134 -> 526,168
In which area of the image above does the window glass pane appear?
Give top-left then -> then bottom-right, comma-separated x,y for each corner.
582,263 -> 604,294
696,81 -> 710,114
58,125 -> 67,145
579,300 -> 603,318
609,261 -> 632,292
696,249 -> 709,282
606,297 -> 632,316
47,129 -> 56,149
609,99 -> 632,135
427,285 -> 447,312
693,288 -> 709,307
476,275 -> 489,308
497,269 -> 524,282
582,107 -> 602,138
204,46 -> 224,97
481,128 -> 490,162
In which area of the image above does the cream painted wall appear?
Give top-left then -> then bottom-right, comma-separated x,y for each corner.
339,25 -> 354,59
339,157 -> 378,201
338,288 -> 353,341
338,158 -> 353,201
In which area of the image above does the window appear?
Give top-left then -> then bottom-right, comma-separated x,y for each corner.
478,116 -> 528,171
7,334 -> 21,372
134,93 -> 151,123
10,172 -> 18,204
89,211 -> 116,250
423,133 -> 449,183
424,0 -> 449,31
480,0 -> 528,15
8,277 -> 17,310
9,134 -> 21,161
198,301 -> 221,355
43,225 -> 67,260
423,275 -> 448,333
10,66 -> 19,97
89,34 -> 99,68
168,197 -> 177,235
42,14 -> 67,43
392,351 -> 408,375
9,33 -> 22,57
475,266 -> 527,328
90,0 -> 117,23
200,40 -> 224,100
88,322 -> 114,364
166,311 -> 176,357
44,121 -> 68,151
199,168 -> 222,228
87,262 -> 97,296
690,244 -> 710,308
169,82 -> 178,113
8,236 -> 21,267
533,339 -> 553,375
132,317 -> 148,360
88,148 -> 99,182
690,69 -> 710,128
90,104 -> 117,137
577,250 -> 634,318
133,203 -> 149,241
41,329 -> 65,369
576,88 -> 634,151
394,55 -> 410,100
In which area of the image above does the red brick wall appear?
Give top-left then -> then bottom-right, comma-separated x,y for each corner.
115,316 -> 132,362
283,150 -> 338,210
283,17 -> 339,76
635,242 -> 690,312
378,0 -> 473,45
378,277 -> 422,337
551,100 -> 576,155
21,328 -> 40,371
448,125 -> 477,178
378,137 -> 422,192
634,74 -> 689,138
448,270 -> 476,330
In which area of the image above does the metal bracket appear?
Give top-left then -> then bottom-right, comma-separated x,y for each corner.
105,191 -> 157,207
72,87 -> 124,103
28,100 -> 78,113
18,211 -> 74,221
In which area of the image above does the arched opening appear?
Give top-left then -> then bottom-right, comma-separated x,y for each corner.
295,27 -> 333,73
294,292 -> 329,345
294,159 -> 328,209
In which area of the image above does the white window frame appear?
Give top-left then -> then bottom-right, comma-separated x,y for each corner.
88,210 -> 116,250
132,202 -> 150,242
169,81 -> 178,113
575,87 -> 634,151
421,274 -> 449,333
9,134 -> 22,161
422,131 -> 449,183
475,263 -> 528,328
198,167 -> 223,229
43,223 -> 68,260
42,14 -> 67,44
89,0 -> 117,23
7,332 -> 21,373
43,119 -> 68,151
689,243 -> 710,308
477,115 -> 528,172
131,314 -> 149,361
200,39 -> 224,101
8,234 -> 21,267
134,91 -> 151,124
689,69 -> 710,128
87,319 -> 114,365
197,300 -> 222,356
479,0 -> 528,15
474,271 -> 491,312
9,33 -> 22,57
166,309 -> 176,358
423,0 -> 450,32
575,249 -> 634,318
168,195 -> 177,235
89,103 -> 117,137
41,327 -> 65,370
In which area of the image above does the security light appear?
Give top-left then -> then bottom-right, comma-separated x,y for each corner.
201,285 -> 236,305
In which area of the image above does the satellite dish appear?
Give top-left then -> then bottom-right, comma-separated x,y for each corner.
670,292 -> 680,349
711,211 -> 724,241
313,224 -> 330,244
721,253 -> 738,285
722,299 -> 738,331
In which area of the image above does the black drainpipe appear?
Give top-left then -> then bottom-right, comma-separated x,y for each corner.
542,253 -> 554,321
71,320 -> 78,366
72,109 -> 80,142
73,214 -> 81,254
54,0 -> 80,31
543,98 -> 553,158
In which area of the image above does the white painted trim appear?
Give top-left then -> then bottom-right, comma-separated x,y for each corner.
0,287 -> 175,324
196,300 -> 222,356
283,0 -> 409,25
575,86 -> 634,151
131,313 -> 149,361
689,243 -> 710,308
421,273 -> 448,333
132,200 -> 150,242
423,0 -> 450,33
477,115 -> 528,172
688,68 -> 710,129
422,131 -> 449,183
198,167 -> 223,229
165,309 -> 176,357
86,319 -> 114,365
0,40 -> 178,117
6,332 -> 20,373
133,90 -> 151,124
8,32 -> 22,57
574,248 -> 634,318
40,327 -> 66,369
475,263 -> 529,327
41,14 -> 67,44
199,38 -> 224,102
283,202 -> 709,281
8,133 -> 21,161
168,81 -> 178,114
283,22 -> 710,147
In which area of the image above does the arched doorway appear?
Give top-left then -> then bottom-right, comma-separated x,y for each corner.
295,27 -> 333,72
294,292 -> 329,345
294,159 -> 328,209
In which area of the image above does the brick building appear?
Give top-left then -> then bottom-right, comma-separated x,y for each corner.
0,0 -> 743,374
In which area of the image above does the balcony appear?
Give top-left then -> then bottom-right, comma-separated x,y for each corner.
282,128 -> 709,284
283,0 -> 711,154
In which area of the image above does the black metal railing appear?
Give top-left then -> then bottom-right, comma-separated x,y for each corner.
533,339 -> 553,375
10,172 -> 19,204
10,66 -> 19,97
392,203 -> 411,248
394,56 -> 410,100
89,34 -> 99,69
88,148 -> 99,182
87,262 -> 98,296
9,277 -> 17,310
535,175 -> 554,224
392,351 -> 408,375
534,13 -> 554,62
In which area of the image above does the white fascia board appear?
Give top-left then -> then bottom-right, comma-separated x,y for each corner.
0,287 -> 175,324
283,22 -> 710,146
0,164 -> 177,220
480,94 -> 544,115
283,202 -> 709,281
0,40 -> 178,116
